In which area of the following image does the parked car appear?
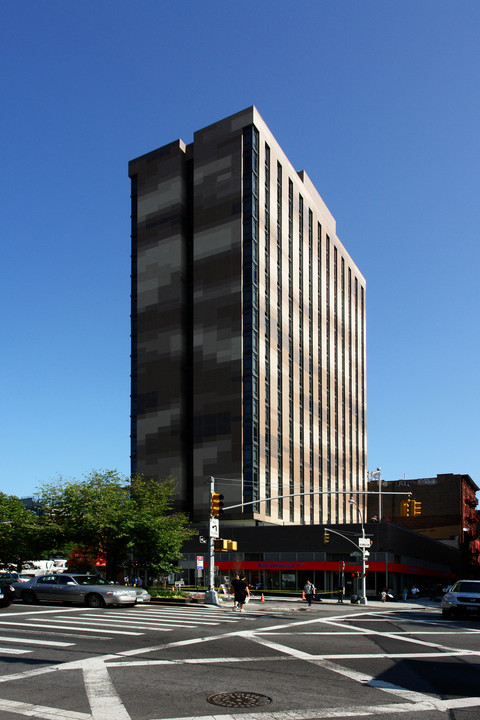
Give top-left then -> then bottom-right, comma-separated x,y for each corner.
0,579 -> 16,608
134,587 -> 151,604
14,574 -> 139,608
0,572 -> 20,582
441,580 -> 480,618
0,572 -> 33,583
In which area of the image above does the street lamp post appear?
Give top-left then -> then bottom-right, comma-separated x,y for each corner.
367,467 -> 382,521
349,497 -> 368,605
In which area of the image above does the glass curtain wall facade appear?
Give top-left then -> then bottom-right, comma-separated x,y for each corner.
129,107 -> 366,523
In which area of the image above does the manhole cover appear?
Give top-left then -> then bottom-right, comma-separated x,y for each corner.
207,692 -> 272,708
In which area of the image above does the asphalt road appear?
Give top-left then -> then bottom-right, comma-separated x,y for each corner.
0,599 -> 479,720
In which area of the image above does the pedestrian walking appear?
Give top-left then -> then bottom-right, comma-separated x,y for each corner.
304,579 -> 316,606
230,574 -> 250,612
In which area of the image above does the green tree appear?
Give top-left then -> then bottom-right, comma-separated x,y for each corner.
130,475 -> 195,575
0,493 -> 56,570
39,470 -> 134,578
38,470 -> 194,580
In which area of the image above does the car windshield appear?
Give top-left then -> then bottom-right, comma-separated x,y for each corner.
73,575 -> 110,586
453,582 -> 480,593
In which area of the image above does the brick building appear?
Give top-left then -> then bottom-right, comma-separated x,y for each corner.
367,473 -> 480,577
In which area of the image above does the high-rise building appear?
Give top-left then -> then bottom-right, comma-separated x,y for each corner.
128,107 -> 366,525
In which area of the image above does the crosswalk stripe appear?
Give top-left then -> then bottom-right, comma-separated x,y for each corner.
0,634 -> 74,647
79,613 -> 222,626
0,647 -> 31,655
104,609 -> 239,623
0,620 -> 142,635
26,617 -> 174,632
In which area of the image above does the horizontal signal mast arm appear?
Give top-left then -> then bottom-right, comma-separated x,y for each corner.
222,489 -> 412,512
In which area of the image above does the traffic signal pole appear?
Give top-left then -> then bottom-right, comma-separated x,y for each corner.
205,476 -> 219,605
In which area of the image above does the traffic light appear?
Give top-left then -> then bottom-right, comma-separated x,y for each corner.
400,500 -> 411,517
412,501 -> 422,516
323,530 -> 330,544
213,539 -> 238,551
210,492 -> 224,517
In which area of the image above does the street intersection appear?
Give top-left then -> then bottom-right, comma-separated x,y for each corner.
0,601 -> 479,720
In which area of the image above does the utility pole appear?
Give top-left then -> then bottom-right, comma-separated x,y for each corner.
204,476 -> 220,605
349,497 -> 369,604
367,468 -> 382,520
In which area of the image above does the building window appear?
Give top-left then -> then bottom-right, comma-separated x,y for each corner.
130,175 -> 138,473
243,125 -> 260,512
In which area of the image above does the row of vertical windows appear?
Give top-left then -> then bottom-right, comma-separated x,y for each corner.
264,143 -> 271,516
276,161 -> 283,519
243,126 -> 260,512
288,179 -> 294,522
298,194 -> 305,524
247,138 -> 365,525
130,176 -> 138,472
308,211 -> 315,524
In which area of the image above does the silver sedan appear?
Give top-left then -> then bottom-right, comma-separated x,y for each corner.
14,573 -> 139,608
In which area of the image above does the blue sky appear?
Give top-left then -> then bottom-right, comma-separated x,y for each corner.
2,1 -> 479,498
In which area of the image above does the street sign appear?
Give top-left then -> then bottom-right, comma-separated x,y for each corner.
199,535 -> 207,544
358,538 -> 371,548
196,556 -> 204,570
209,518 -> 219,538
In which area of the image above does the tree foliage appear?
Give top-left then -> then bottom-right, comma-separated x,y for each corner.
38,470 -> 194,577
130,475 -> 194,574
0,493 -> 58,570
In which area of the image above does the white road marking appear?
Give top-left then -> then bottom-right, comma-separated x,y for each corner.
153,696 -> 480,720
0,635 -> 74,647
271,629 -> 480,635
0,647 -> 31,655
1,607 -> 480,720
27,617 -> 173,632
80,613 -> 222,626
321,617 -> 480,654
0,697 -> 91,719
1,607 -> 89,618
0,620 -> 142,635
245,621 -> 479,713
122,610 -> 238,623
105,649 -> 476,666
83,657 -> 131,720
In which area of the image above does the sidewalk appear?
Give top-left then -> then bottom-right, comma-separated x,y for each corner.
215,594 -> 441,612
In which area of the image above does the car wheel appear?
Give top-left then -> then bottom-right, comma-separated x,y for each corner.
0,600 -> 12,608
442,607 -> 453,619
22,590 -> 38,604
86,593 -> 105,608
